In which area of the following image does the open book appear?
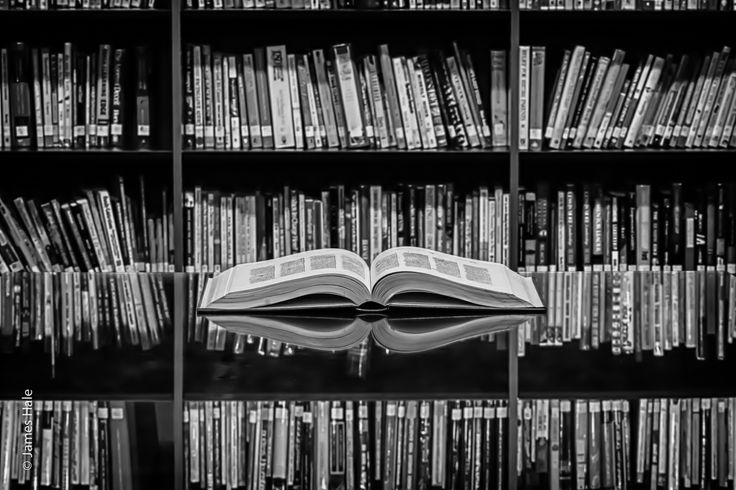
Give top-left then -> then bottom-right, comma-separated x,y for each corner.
199,246 -> 543,312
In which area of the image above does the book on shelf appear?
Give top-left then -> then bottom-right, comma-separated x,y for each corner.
0,399 -> 141,490
182,43 -> 507,151
184,399 -> 512,490
183,0 -> 508,10
0,42 -> 153,151
517,45 -> 736,150
182,398 -> 736,490
519,0 -> 736,9
0,175 -> 173,372
517,181 -> 736,273
0,271 -> 172,372
516,180 -> 736,360
183,183 -> 513,272
517,268 -> 736,360
0,175 -> 173,273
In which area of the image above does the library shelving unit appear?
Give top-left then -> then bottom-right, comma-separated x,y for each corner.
0,5 -> 175,490
2,1 -> 736,489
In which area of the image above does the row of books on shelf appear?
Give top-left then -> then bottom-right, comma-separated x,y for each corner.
0,43 -> 153,151
518,45 -> 736,150
0,176 -> 173,273
517,182 -> 736,272
0,399 -> 137,490
185,267 -> 735,363
183,0 -> 507,9
1,398 -> 734,490
183,184 -> 513,271
4,176 -> 735,275
183,181 -> 736,273
0,271 -> 172,351
519,0 -> 736,9
182,398 -> 736,490
520,269 -> 736,360
182,43 -> 507,151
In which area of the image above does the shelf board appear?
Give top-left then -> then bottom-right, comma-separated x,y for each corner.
521,148 -> 736,155
184,392 -> 510,401
0,149 -> 173,165
0,148 -> 171,154
185,389 -> 736,400
520,8 -> 736,14
519,389 -> 736,399
184,148 -> 508,155
181,7 -> 509,16
0,8 -> 170,16
0,393 -> 173,402
182,148 -> 510,184
183,148 -> 510,165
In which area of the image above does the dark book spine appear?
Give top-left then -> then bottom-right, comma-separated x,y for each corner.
136,46 -> 152,150
110,48 -> 125,149
9,43 -> 33,149
565,184 -> 577,269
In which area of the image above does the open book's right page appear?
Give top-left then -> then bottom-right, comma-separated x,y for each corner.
370,246 -> 543,308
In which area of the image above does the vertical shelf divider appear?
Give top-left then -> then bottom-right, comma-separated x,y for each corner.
508,3 -> 521,488
172,0 -> 184,487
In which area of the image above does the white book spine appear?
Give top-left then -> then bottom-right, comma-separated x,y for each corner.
222,56 -> 233,150
287,54 -> 304,150
267,46 -> 295,149
709,72 -> 736,147
410,57 -> 437,149
193,46 -> 204,148
333,44 -> 366,148
518,46 -> 530,150
98,191 -> 125,272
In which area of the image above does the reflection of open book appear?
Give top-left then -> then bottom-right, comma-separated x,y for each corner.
199,247 -> 544,312
201,313 -> 537,353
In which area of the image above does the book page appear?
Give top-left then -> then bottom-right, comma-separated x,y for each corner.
370,246 -> 536,303
202,249 -> 371,308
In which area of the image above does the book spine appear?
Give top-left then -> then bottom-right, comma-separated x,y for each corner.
529,47 -> 545,151
518,45 -> 531,150
110,48 -> 125,149
267,45 -> 295,149
95,44 -> 111,148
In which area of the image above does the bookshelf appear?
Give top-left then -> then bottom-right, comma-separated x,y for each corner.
2,1 -> 736,489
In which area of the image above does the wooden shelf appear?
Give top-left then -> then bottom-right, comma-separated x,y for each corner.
0,149 -> 172,156
520,148 -> 736,155
0,7 -> 170,16
184,392 -> 510,401
0,393 -> 174,401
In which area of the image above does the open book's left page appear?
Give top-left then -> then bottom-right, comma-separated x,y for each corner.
200,249 -> 372,311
